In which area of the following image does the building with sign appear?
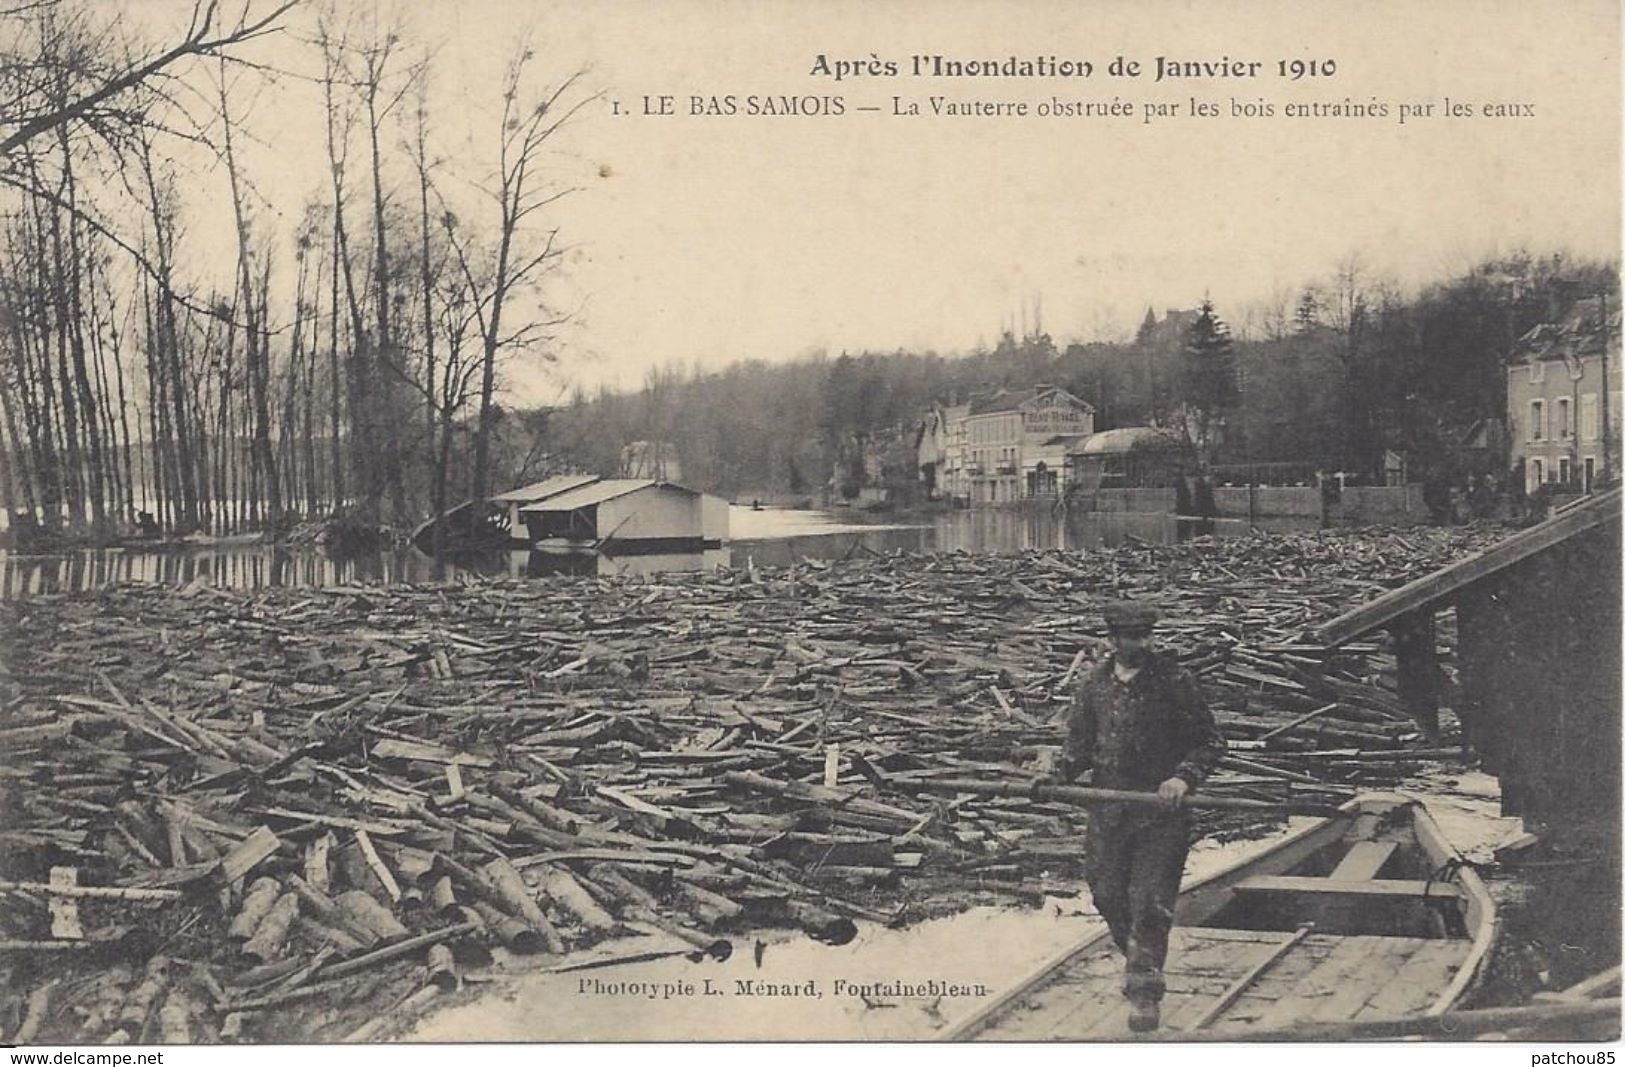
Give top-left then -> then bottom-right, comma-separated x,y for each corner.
950,385 -> 1095,503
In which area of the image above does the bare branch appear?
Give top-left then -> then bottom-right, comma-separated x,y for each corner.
0,0 -> 299,158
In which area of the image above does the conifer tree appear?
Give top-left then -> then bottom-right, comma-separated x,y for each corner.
1180,298 -> 1239,460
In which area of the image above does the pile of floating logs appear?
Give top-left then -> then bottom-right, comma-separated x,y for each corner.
0,526 -> 1503,1042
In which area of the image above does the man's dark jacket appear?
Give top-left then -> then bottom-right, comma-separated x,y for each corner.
1061,651 -> 1226,790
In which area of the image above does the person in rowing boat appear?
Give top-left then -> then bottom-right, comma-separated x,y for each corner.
1057,599 -> 1227,1032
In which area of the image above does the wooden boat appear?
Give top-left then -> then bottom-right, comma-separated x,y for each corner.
943,792 -> 1499,1040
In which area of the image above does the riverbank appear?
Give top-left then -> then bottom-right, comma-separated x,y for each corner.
0,526 -> 1543,1042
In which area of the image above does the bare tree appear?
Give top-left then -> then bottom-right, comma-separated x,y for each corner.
458,41 -> 590,506
217,58 -> 280,527
0,0 -> 297,159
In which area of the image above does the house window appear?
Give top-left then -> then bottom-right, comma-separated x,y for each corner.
1529,458 -> 1544,492
1528,363 -> 1546,384
1582,394 -> 1599,440
1584,456 -> 1596,492
1559,456 -> 1572,485
1557,397 -> 1572,439
1529,400 -> 1545,441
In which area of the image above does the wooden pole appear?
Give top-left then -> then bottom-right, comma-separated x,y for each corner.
1257,702 -> 1342,743
896,778 -> 1349,818
1190,924 -> 1314,1030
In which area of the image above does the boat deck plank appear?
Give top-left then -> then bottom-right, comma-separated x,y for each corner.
1222,935 -> 1391,1026
1353,940 -> 1468,1019
1330,841 -> 1400,881
1240,935 -> 1432,1030
948,796 -> 1495,1042
993,929 -> 1297,1040
1304,936 -> 1431,1023
970,930 -> 1472,1039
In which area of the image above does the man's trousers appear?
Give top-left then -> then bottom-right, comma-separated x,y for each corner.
1084,807 -> 1192,1005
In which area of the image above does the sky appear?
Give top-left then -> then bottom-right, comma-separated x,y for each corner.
123,0 -> 1623,401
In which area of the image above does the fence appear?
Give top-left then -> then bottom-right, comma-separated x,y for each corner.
1083,484 -> 1430,527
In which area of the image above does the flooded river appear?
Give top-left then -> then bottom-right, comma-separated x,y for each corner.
0,504 -> 1313,598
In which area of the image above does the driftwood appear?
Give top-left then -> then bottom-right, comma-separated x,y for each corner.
531,866 -> 617,935
335,890 -> 408,942
240,894 -> 300,964
0,525 -> 1505,1043
228,878 -> 282,941
0,880 -> 186,902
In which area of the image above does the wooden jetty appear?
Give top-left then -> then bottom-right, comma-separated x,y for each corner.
943,793 -> 1498,1040
1313,487 -> 1621,830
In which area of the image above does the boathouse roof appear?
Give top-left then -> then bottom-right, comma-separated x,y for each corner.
518,479 -> 702,513
489,474 -> 599,504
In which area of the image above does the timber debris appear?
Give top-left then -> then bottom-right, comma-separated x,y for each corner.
0,526 -> 1500,1042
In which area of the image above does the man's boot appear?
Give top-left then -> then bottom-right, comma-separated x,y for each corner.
1127,997 -> 1161,1033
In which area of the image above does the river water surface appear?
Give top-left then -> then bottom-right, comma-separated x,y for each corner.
0,505 -> 1315,598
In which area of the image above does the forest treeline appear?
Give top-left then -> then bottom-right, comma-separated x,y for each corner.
536,251 -> 1618,501
0,1 -> 583,550
1,5 -> 1617,549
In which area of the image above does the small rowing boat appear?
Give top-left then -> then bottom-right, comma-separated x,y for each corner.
943,792 -> 1498,1040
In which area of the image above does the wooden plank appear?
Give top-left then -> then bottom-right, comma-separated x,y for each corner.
996,947 -> 1122,1040
1178,926 -> 1296,944
1329,842 -> 1398,881
1189,925 -> 1315,1030
1247,936 -> 1407,1030
217,826 -> 282,885
1306,936 -> 1425,1022
1023,930 -> 1272,1039
1027,983 -> 1123,1040
1235,875 -> 1462,900
1354,941 -> 1469,1019
1314,488 -> 1622,646
1159,932 -> 1294,1033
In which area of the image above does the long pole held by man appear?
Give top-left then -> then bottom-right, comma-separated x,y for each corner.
1054,599 -> 1227,1032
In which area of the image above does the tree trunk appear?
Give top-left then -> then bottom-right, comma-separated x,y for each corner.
364,78 -> 406,526
57,127 -> 108,536
220,76 -> 280,531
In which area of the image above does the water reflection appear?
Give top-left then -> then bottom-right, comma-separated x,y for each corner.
0,506 -> 1322,599
0,544 -> 453,599
0,543 -> 739,598
514,548 -> 732,579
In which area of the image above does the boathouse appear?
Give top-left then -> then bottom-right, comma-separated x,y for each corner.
518,479 -> 728,550
1311,489 -> 1622,833
488,474 -> 601,543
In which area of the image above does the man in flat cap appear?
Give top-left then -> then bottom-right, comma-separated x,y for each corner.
1057,599 -> 1226,1032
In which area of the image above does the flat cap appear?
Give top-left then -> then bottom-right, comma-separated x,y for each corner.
1102,600 -> 1160,630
